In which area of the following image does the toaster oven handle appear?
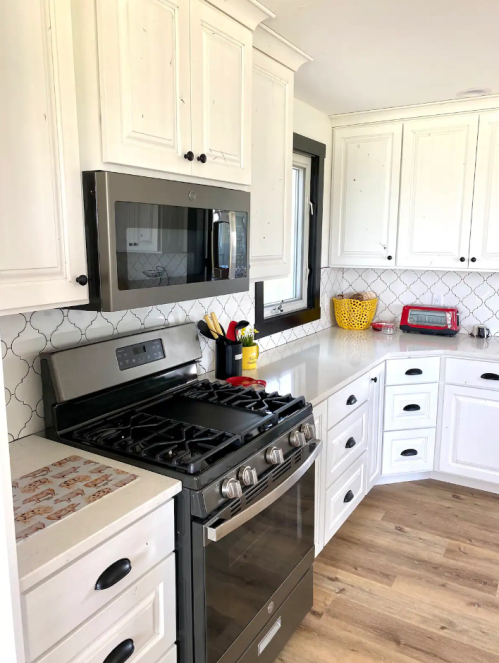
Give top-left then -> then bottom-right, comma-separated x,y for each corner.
203,442 -> 322,545
228,211 -> 237,279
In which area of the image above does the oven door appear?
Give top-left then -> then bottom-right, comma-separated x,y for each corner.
84,171 -> 250,311
192,444 -> 320,663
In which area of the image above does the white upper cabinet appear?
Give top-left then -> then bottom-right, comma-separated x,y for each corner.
249,26 -> 312,280
397,114 -> 479,269
96,0 -> 192,175
0,0 -> 88,315
469,110 -> 499,270
190,0 -> 252,185
330,123 -> 402,267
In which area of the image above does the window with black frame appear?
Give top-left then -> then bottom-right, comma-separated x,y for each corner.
255,133 -> 325,337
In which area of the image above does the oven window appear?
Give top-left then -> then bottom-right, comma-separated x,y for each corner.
114,202 -> 248,290
204,466 -> 314,663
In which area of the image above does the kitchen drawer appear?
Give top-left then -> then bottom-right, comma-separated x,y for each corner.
324,453 -> 366,544
445,357 -> 499,390
328,373 -> 370,429
386,357 -> 440,385
384,383 -> 438,431
23,500 -> 175,661
38,555 -> 176,663
382,428 -> 436,475
326,404 -> 368,487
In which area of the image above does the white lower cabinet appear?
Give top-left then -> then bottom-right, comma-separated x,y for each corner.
382,428 -> 436,475
440,384 -> 499,483
367,363 -> 385,491
324,453 -> 367,544
384,383 -> 439,431
326,404 -> 368,486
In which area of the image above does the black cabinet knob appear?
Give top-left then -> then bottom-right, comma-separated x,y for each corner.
345,437 -> 356,449
401,449 -> 418,457
405,368 -> 422,376
197,153 -> 207,163
95,558 -> 132,590
103,639 -> 135,663
75,275 -> 88,286
371,376 -> 378,383
184,151 -> 194,161
481,373 -> 499,381
343,490 -> 355,503
387,255 -> 393,260
403,403 -> 421,412
471,257 -> 477,263
346,394 -> 357,406
459,257 -> 466,262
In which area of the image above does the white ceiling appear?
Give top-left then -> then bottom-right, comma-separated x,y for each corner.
263,0 -> 499,116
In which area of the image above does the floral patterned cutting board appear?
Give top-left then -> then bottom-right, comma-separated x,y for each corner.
12,455 -> 138,543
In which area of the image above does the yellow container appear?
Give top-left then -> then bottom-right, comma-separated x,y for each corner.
242,344 -> 259,370
333,297 -> 378,330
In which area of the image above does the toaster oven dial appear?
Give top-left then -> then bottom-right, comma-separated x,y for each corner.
238,466 -> 258,486
221,477 -> 243,499
290,430 -> 307,448
266,447 -> 284,465
300,423 -> 316,441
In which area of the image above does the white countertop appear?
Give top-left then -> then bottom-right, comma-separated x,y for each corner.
235,327 -> 499,406
11,435 -> 181,593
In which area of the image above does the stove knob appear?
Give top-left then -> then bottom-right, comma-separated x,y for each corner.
221,477 -> 243,499
266,447 -> 284,465
238,466 -> 258,486
300,423 -> 316,441
289,430 -> 307,448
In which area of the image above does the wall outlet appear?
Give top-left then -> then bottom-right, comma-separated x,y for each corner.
432,293 -> 444,307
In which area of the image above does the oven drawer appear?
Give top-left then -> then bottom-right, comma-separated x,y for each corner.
386,357 -> 440,385
384,383 -> 438,431
328,374 -> 370,429
37,556 -> 176,663
324,453 -> 367,544
382,428 -> 436,475
326,404 -> 368,488
445,357 -> 499,390
22,501 -> 175,662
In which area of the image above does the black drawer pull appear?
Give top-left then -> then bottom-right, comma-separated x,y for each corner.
481,373 -> 499,381
95,558 -> 132,591
103,639 -> 135,663
346,395 -> 357,406
345,437 -> 356,449
405,368 -> 422,376
344,490 -> 355,503
403,404 -> 421,412
401,449 -> 418,457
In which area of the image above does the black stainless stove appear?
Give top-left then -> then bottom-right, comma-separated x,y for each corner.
40,323 -> 321,663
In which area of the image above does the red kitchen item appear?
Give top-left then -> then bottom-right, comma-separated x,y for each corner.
371,322 -> 394,332
226,376 -> 267,388
400,305 -> 460,336
226,321 -> 238,341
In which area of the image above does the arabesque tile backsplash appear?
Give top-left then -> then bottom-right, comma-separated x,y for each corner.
3,266 -> 499,442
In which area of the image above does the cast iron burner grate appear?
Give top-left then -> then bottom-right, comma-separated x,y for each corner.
180,380 -> 307,421
71,410 -> 242,474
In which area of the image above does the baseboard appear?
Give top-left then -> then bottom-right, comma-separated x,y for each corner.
375,470 -> 499,496
376,472 -> 431,485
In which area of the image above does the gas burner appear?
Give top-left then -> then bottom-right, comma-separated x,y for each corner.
72,410 -> 242,474
180,380 -> 307,421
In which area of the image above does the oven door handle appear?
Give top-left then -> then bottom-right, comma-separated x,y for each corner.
228,211 -> 237,279
204,441 -> 322,545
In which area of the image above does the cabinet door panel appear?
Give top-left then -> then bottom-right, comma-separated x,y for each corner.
250,50 -> 293,279
0,0 -> 88,314
397,114 -> 478,269
469,110 -> 499,270
367,363 -> 385,491
190,0 -> 251,184
440,384 -> 499,483
330,123 -> 402,267
97,0 -> 192,174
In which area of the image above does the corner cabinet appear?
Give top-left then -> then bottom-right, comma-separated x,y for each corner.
0,0 -> 89,315
329,123 -> 402,267
73,0 -> 273,186
367,363 -> 385,490
249,26 -> 312,280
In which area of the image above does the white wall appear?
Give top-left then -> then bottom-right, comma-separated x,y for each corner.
0,329 -> 24,662
293,98 -> 332,267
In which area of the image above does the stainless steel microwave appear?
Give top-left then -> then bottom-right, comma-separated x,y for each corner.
80,171 -> 250,312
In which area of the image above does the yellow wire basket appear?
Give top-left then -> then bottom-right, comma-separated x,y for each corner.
333,296 -> 378,330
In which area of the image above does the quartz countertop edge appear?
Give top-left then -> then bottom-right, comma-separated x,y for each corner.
204,327 -> 499,406
11,435 -> 181,593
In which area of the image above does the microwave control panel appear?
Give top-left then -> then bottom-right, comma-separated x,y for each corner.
116,339 -> 165,371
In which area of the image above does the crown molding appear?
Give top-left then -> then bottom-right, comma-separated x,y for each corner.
253,24 -> 313,72
204,0 -> 275,31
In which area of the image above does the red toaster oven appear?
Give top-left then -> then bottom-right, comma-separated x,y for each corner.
400,305 -> 460,336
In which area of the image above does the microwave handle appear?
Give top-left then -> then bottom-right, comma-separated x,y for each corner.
203,441 -> 322,546
228,211 -> 237,279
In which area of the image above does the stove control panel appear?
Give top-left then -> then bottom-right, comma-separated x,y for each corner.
116,339 -> 165,371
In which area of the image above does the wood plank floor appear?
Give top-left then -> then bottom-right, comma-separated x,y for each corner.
279,479 -> 499,663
